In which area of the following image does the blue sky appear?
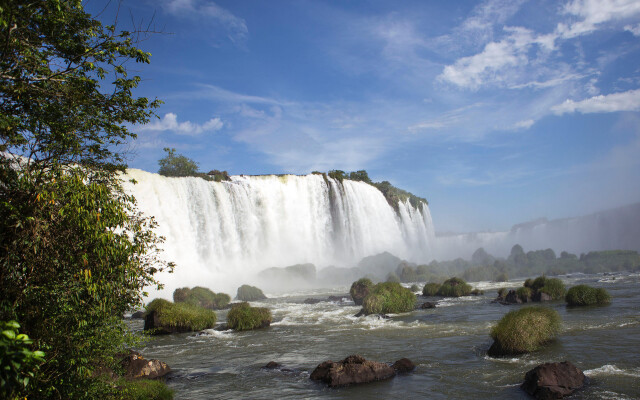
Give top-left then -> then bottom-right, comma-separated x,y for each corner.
95,0 -> 640,232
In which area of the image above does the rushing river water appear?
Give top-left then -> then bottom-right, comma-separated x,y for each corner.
134,273 -> 640,399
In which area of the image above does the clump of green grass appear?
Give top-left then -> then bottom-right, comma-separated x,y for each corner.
539,278 -> 566,300
173,286 -> 230,309
350,278 -> 374,305
410,284 -> 420,292
146,299 -> 217,333
516,287 -> 533,302
362,282 -> 416,315
422,282 -> 441,296
495,272 -> 508,282
236,284 -> 267,301
470,288 -> 484,296
436,277 -> 472,297
117,378 -> 174,400
497,287 -> 508,298
489,306 -> 561,356
227,302 -> 272,331
565,285 -> 611,306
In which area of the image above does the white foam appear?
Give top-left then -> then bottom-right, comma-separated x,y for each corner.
584,364 -> 640,378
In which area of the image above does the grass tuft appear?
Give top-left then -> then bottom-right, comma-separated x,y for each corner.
422,282 -> 441,296
362,282 -> 416,314
227,302 -> 272,331
146,299 -> 217,332
490,306 -> 561,355
565,285 -> 611,306
436,277 -> 472,297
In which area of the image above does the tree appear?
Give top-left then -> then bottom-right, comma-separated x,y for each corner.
158,147 -> 200,177
0,1 -> 170,397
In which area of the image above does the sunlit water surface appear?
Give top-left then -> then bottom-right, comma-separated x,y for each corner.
134,273 -> 640,399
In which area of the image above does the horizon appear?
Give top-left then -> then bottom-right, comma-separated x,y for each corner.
94,0 -> 640,233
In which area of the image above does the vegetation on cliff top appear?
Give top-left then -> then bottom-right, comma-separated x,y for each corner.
236,285 -> 267,301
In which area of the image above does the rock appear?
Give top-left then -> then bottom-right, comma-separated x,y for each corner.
263,361 -> 281,369
532,291 -> 552,302
303,298 -> 323,304
420,302 -> 436,309
392,358 -> 416,373
502,290 -> 522,304
354,309 -> 366,317
121,351 -> 171,379
130,310 -> 146,319
521,361 -> 586,399
310,355 -> 397,387
327,295 -> 347,302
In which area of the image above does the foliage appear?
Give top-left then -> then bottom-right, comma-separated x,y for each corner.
385,272 -> 401,283
470,289 -> 484,296
436,277 -> 472,297
0,321 -> 45,399
350,278 -> 374,305
565,285 -> 611,306
0,0 -> 169,397
495,272 -> 508,282
348,170 -> 372,184
410,284 -> 420,292
422,283 -> 441,296
362,282 -> 416,315
490,307 -> 561,355
516,287 -> 533,302
173,287 -> 230,309
236,285 -> 267,301
146,299 -> 217,332
226,302 -> 272,331
115,378 -> 174,400
540,278 -> 566,300
327,170 -> 347,182
580,250 -> 640,272
497,288 -> 508,298
158,148 -> 200,177
371,180 -> 428,210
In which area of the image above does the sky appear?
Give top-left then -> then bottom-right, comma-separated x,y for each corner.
91,0 -> 640,233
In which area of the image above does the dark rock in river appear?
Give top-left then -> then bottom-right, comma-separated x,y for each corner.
521,361 -> 586,399
263,361 -> 281,369
310,355 -> 397,387
303,298 -> 323,304
121,350 -> 171,379
503,290 -> 522,304
131,310 -> 146,319
532,291 -> 552,302
392,358 -> 416,373
420,302 -> 436,309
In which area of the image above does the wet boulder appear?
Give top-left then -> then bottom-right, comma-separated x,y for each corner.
310,355 -> 396,387
121,351 -> 171,379
392,358 -> 416,373
521,361 -> 586,399
502,290 -> 522,304
420,301 -> 436,309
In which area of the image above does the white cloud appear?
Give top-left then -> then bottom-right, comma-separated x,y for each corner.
513,119 -> 535,130
624,23 -> 640,36
552,89 -> 640,114
162,0 -> 248,45
558,0 -> 640,38
140,113 -> 224,135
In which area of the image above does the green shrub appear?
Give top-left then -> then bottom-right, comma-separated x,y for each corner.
410,284 -> 420,292
489,306 -> 561,356
0,321 -> 45,399
146,299 -> 217,332
173,287 -> 230,309
227,303 -> 272,331
516,287 -> 533,302
540,278 -> 566,300
236,285 -> 267,301
350,278 -> 374,305
471,289 -> 484,296
497,288 -> 508,298
565,285 -> 612,306
118,378 -> 174,400
495,272 -> 509,282
422,282 -> 441,296
524,278 -> 533,288
362,282 -> 416,315
531,276 -> 547,291
436,277 -> 472,297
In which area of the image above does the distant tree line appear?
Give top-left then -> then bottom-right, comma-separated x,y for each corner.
386,245 -> 640,284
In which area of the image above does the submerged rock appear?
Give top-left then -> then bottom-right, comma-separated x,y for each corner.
420,302 -> 436,309
391,358 -> 416,373
310,355 -> 397,387
121,351 -> 171,379
130,310 -> 146,319
521,361 -> 586,399
263,361 -> 281,369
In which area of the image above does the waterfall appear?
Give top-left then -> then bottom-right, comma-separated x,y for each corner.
122,169 -> 436,297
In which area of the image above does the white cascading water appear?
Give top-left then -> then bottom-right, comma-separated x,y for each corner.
122,169 -> 436,297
